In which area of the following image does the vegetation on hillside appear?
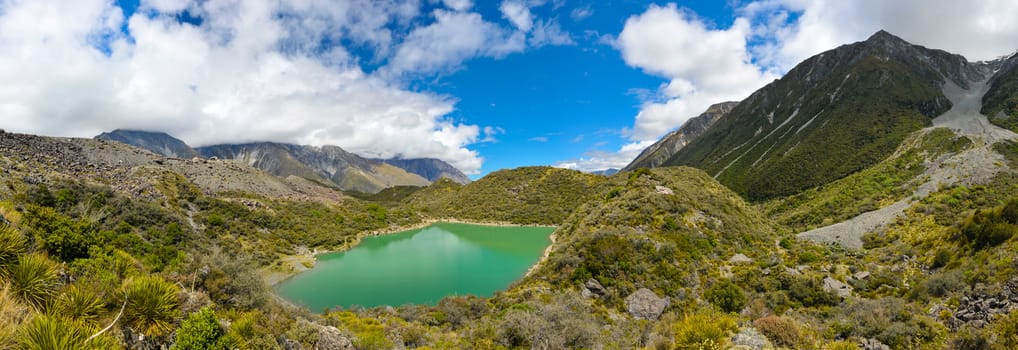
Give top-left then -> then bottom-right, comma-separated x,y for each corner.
406,166 -> 609,225
666,39 -> 956,201
982,56 -> 1018,132
764,128 -> 972,231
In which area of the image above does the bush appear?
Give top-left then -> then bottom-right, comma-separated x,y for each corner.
123,275 -> 180,337
931,249 -> 951,269
55,284 -> 105,325
788,277 -> 840,307
672,309 -> 738,350
706,279 -> 747,313
18,314 -> 118,349
173,307 -> 231,350
920,270 -> 965,298
5,254 -> 58,309
753,316 -> 802,348
0,224 -> 24,271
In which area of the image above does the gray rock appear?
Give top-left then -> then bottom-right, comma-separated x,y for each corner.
625,288 -> 670,320
583,278 -> 607,298
283,339 -> 303,350
316,325 -> 353,350
823,277 -> 852,298
862,338 -> 890,350
853,271 -> 871,280
729,253 -> 753,264
730,327 -> 772,350
655,185 -> 674,195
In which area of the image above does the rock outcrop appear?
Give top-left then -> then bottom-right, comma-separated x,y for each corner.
625,288 -> 669,320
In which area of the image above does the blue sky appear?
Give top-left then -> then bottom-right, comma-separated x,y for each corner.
3,0 -> 1018,178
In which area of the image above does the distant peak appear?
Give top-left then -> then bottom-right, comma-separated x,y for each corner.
865,30 -> 908,44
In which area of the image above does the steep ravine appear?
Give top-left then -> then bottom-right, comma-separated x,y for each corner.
799,78 -> 1018,248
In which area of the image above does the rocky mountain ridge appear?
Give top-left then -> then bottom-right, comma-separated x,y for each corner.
623,101 -> 738,171
659,30 -> 1012,200
93,129 -> 469,193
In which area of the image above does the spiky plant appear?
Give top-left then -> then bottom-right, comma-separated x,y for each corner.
5,254 -> 57,310
123,276 -> 180,337
17,314 -> 119,350
55,283 -> 105,325
0,223 -> 25,273
0,284 -> 32,349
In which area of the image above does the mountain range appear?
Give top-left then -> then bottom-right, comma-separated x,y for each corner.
95,129 -> 469,193
628,30 -> 1014,201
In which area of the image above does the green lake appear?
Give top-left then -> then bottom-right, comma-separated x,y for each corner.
275,222 -> 555,311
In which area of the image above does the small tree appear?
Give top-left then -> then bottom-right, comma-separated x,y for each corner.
173,307 -> 231,350
706,279 -> 747,313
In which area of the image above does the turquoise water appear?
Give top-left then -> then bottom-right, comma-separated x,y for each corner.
275,222 -> 554,311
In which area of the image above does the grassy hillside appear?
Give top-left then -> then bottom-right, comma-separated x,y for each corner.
764,128 -> 972,231
982,55 -> 1018,132
406,166 -> 609,225
664,33 -> 965,201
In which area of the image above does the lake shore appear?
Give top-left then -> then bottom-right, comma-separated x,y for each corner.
262,217 -> 558,287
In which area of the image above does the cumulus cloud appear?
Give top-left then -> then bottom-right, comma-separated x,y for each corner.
0,0 -> 572,175
386,9 -> 525,76
617,3 -> 777,142
554,141 -> 655,172
500,1 -> 533,32
744,0 -> 1018,70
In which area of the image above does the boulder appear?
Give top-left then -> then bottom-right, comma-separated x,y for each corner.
730,327 -> 773,350
625,288 -> 669,320
729,253 -> 753,264
853,271 -> 871,280
823,277 -> 852,298
317,325 -> 353,350
861,338 -> 890,350
582,278 -> 607,298
655,185 -> 674,195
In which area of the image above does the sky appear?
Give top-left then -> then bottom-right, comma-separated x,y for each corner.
2,1 -> 1018,178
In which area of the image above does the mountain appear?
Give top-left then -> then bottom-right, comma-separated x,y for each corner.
375,157 -> 470,184
660,30 -> 995,200
591,168 -> 619,176
623,101 -> 738,171
982,52 -> 1018,132
94,129 -> 199,158
197,142 -> 430,194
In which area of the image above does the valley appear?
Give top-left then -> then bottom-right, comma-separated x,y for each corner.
1,30 -> 1018,350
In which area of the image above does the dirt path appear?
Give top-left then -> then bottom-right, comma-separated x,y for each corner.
798,78 -> 1017,249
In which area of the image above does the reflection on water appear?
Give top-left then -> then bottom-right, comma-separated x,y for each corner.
276,222 -> 554,311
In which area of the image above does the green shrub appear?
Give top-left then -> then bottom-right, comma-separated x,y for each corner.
706,279 -> 747,313
788,277 -> 839,307
752,316 -> 802,348
18,314 -> 118,349
931,249 -> 951,269
55,284 -> 105,324
173,307 -> 231,350
0,224 -> 25,272
671,309 -> 738,349
5,254 -> 58,309
123,275 -> 180,337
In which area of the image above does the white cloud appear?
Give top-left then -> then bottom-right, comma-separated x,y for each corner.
570,6 -> 593,21
529,19 -> 574,46
1,0 -> 548,174
617,3 -> 777,141
528,136 -> 549,142
500,1 -> 533,32
441,0 -> 473,12
554,140 -> 655,172
386,9 -> 526,76
744,0 -> 1018,70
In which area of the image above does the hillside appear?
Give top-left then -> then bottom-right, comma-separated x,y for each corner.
375,157 -> 470,184
95,129 -> 200,159
982,52 -> 1018,132
663,30 -> 991,200
623,101 -> 737,171
406,166 -> 609,225
197,143 -> 430,194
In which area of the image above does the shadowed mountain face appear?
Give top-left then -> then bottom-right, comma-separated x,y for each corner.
623,101 -> 738,172
196,143 -> 430,194
659,30 -> 996,201
95,129 -> 199,159
982,52 -> 1018,132
375,158 -> 470,184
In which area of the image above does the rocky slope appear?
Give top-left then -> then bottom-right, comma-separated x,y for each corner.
981,52 -> 1018,132
662,30 -> 995,200
0,131 -> 343,202
374,157 -> 470,184
95,129 -> 199,158
197,142 -> 429,194
623,101 -> 737,171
